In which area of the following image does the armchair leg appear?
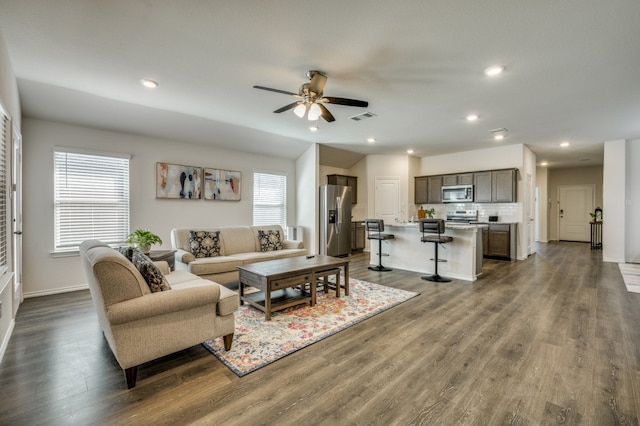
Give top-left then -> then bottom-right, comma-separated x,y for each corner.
223,333 -> 234,351
125,366 -> 138,389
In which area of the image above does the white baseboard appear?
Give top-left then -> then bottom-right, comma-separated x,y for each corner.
0,318 -> 15,364
24,284 -> 89,299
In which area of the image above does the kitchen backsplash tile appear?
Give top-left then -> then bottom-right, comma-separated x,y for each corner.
416,203 -> 522,223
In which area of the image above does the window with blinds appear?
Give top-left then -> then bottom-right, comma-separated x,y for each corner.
54,149 -> 130,252
0,112 -> 8,272
253,171 -> 287,229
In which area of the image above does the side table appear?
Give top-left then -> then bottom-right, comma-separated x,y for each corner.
148,250 -> 177,271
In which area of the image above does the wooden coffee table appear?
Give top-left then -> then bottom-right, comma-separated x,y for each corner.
238,255 -> 350,320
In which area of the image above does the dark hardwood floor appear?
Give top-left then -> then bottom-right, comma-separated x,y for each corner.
1,242 -> 639,425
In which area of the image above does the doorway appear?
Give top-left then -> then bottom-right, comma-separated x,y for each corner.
11,122 -> 22,314
558,184 -> 594,242
374,177 -> 400,223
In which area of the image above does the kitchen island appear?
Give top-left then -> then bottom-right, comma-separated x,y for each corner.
368,222 -> 486,281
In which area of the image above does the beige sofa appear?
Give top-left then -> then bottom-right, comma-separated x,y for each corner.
171,225 -> 306,286
79,240 -> 238,389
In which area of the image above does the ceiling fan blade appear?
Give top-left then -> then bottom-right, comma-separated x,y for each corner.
320,97 -> 368,108
308,72 -> 327,96
253,85 -> 300,97
273,101 -> 301,113
317,103 -> 335,122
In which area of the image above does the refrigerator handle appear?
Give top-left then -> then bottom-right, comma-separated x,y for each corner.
336,196 -> 342,234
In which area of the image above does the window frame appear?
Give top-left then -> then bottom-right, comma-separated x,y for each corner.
53,147 -> 130,254
252,170 -> 287,230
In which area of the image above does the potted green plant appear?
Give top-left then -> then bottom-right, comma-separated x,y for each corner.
126,229 -> 162,253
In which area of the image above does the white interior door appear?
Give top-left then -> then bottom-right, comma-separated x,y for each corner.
558,184 -> 594,242
374,177 -> 400,224
12,123 -> 22,314
526,173 -> 535,255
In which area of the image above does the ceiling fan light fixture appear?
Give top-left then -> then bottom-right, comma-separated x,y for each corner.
293,103 -> 307,118
307,103 -> 322,121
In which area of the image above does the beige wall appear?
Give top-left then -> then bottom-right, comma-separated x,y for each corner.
547,166 -> 603,241
22,118 -> 297,296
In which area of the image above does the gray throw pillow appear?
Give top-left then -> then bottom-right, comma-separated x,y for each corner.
117,246 -> 135,261
258,229 -> 283,252
132,250 -> 171,293
189,230 -> 221,258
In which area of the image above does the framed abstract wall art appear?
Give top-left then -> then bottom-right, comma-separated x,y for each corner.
204,168 -> 241,201
156,163 -> 202,199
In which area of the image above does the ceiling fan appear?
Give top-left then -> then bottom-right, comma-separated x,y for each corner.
253,70 -> 368,122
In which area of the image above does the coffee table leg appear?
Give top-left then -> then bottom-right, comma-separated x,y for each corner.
265,284 -> 271,321
239,280 -> 244,305
344,263 -> 350,296
311,273 -> 316,306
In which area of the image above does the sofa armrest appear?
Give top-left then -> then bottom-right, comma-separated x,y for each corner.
154,261 -> 170,275
176,249 -> 196,263
106,284 -> 221,325
283,240 -> 303,249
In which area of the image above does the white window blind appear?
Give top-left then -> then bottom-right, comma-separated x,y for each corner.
0,111 -> 8,270
253,172 -> 286,229
54,150 -> 130,252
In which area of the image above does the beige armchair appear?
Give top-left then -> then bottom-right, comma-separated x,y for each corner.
79,240 -> 238,388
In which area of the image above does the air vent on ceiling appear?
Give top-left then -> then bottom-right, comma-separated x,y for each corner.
350,111 -> 377,121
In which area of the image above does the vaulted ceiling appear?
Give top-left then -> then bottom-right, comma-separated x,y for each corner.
2,0 -> 639,168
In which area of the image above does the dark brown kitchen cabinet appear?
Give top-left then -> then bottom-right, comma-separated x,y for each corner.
474,169 -> 517,203
427,175 -> 443,204
415,176 -> 428,204
483,223 -> 517,260
327,174 -> 357,204
474,172 -> 492,203
491,169 -> 516,202
351,221 -> 365,251
443,173 -> 473,186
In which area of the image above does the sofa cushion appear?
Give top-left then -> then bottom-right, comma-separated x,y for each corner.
219,226 -> 255,255
132,251 -> 172,293
257,229 -> 284,252
189,230 -> 221,258
228,252 -> 275,263
188,256 -> 244,276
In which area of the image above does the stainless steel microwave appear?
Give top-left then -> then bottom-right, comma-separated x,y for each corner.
442,184 -> 474,203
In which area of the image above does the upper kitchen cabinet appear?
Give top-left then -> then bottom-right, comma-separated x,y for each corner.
474,169 -> 517,203
491,169 -> 517,203
327,174 -> 358,204
443,173 -> 474,186
427,175 -> 443,204
474,172 -> 492,203
415,176 -> 428,205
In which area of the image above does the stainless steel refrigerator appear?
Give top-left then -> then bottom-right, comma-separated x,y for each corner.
319,185 -> 352,257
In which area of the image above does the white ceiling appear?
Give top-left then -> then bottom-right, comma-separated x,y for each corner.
2,0 -> 639,168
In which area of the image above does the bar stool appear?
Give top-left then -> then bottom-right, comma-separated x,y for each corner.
419,218 -> 453,282
365,219 -> 395,272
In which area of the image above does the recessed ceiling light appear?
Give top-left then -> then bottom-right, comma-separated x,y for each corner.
540,161 -> 548,166
484,65 -> 505,76
560,141 -> 570,147
140,78 -> 159,88
466,114 -> 479,122
494,133 -> 505,141
407,149 -> 414,154
367,138 -> 376,143
309,125 -> 318,132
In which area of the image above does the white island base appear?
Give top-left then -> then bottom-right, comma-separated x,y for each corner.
368,222 -> 485,282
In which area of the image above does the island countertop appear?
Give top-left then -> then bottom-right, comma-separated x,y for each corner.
369,221 -> 484,281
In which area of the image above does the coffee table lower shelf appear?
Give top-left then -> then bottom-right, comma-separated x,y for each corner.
241,288 -> 313,317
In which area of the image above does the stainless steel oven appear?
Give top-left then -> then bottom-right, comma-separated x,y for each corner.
442,184 -> 474,203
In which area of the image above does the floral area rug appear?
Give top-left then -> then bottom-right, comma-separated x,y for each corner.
203,278 -> 419,376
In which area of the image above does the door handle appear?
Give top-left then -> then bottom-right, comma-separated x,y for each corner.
13,231 -> 22,235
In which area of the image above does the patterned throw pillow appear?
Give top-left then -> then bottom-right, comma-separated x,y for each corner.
189,230 -> 221,258
131,250 -> 171,293
118,246 -> 135,261
258,229 -> 283,252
